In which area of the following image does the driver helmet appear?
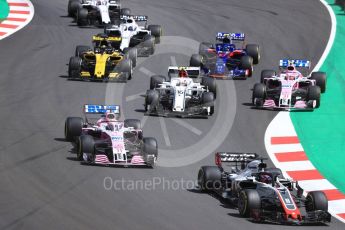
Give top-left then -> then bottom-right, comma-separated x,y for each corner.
287,65 -> 295,71
285,74 -> 296,81
105,112 -> 118,122
222,36 -> 231,44
259,173 -> 272,184
128,26 -> 134,31
178,68 -> 188,78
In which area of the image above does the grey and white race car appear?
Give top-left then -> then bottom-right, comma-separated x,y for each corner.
67,0 -> 131,26
198,152 -> 331,225
144,66 -> 217,118
104,15 -> 162,56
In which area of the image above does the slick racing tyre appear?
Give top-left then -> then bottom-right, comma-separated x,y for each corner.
68,0 -> 81,17
119,59 -> 132,80
260,69 -> 276,83
201,92 -> 215,115
150,75 -> 166,90
75,45 -> 90,57
240,56 -> 254,77
68,57 -> 82,79
311,72 -> 326,93
143,35 -> 155,55
190,54 -> 203,67
238,189 -> 261,217
202,77 -> 217,98
77,8 -> 88,26
124,119 -> 141,130
65,117 -> 83,141
143,137 -> 158,167
305,191 -> 328,212
145,90 -> 159,111
246,44 -> 260,64
121,8 -> 131,16
197,166 -> 221,191
252,83 -> 266,106
77,135 -> 95,161
123,47 -> 137,68
307,85 -> 321,108
148,25 -> 162,44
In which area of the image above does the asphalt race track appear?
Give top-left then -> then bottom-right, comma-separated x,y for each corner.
0,0 -> 343,229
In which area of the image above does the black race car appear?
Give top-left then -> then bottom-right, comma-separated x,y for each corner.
197,152 -> 331,225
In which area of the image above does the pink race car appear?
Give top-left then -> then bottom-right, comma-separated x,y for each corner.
64,104 -> 158,167
252,59 -> 326,110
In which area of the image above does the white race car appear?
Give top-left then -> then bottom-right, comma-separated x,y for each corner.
67,0 -> 131,26
104,15 -> 162,56
145,66 -> 216,118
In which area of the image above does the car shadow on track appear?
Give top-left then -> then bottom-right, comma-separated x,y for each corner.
187,188 -> 236,210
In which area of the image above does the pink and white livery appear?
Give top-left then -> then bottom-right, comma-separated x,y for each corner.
64,104 -> 158,167
252,59 -> 327,110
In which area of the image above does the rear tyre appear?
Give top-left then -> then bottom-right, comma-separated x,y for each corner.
311,72 -> 326,93
260,69 -> 276,83
307,85 -> 321,108
202,77 -> 217,99
190,54 -> 203,67
238,189 -> 261,217
240,56 -> 253,77
68,56 -> 82,79
68,0 -> 81,17
148,25 -> 162,44
75,45 -> 90,57
150,75 -> 166,90
246,44 -> 260,64
305,191 -> 328,212
77,135 -> 95,161
77,8 -> 88,27
124,119 -> 141,130
197,166 -> 222,191
252,83 -> 266,106
65,117 -> 83,141
120,8 -> 131,16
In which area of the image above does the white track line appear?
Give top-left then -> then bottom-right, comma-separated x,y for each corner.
170,119 -> 202,136
159,117 -> 171,146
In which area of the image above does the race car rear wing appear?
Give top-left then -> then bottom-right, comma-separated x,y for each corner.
216,32 -> 245,41
83,104 -> 120,114
279,59 -> 310,68
168,66 -> 201,78
120,15 -> 148,21
216,152 -> 258,163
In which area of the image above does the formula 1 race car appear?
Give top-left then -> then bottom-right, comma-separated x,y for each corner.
67,0 -> 131,26
197,152 -> 331,225
144,66 -> 217,118
190,32 -> 260,79
68,43 -> 135,82
104,15 -> 162,56
65,105 -> 158,167
252,59 -> 327,110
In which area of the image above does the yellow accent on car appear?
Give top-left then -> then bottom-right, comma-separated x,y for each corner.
109,72 -> 120,78
94,54 -> 109,78
81,72 -> 91,77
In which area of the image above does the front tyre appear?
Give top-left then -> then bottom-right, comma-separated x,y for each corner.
65,117 -> 83,141
77,135 -> 95,161
238,189 -> 261,217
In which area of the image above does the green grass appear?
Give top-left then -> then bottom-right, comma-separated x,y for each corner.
290,0 -> 345,193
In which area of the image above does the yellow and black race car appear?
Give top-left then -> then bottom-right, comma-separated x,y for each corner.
68,44 -> 136,83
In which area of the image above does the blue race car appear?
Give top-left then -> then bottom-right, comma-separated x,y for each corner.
190,33 -> 260,79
